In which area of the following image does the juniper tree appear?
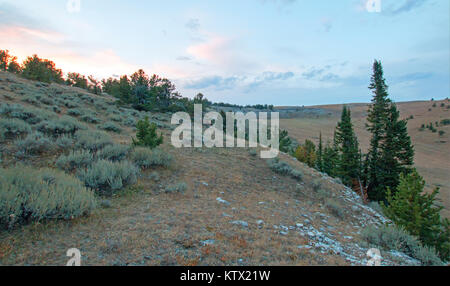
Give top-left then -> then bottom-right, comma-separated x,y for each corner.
335,106 -> 360,186
384,170 -> 450,261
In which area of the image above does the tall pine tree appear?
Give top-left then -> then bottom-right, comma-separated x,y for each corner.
335,106 -> 360,186
365,60 -> 414,202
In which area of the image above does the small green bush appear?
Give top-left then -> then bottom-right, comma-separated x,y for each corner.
361,225 -> 443,266
56,150 -> 94,171
99,122 -> 122,133
132,116 -> 163,149
0,166 -> 97,228
0,118 -> 31,140
165,182 -> 187,194
15,132 -> 55,156
249,149 -> 258,157
75,130 -> 113,152
98,144 -> 130,162
130,147 -> 173,169
77,160 -> 139,195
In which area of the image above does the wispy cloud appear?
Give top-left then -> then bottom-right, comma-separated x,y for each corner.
184,75 -> 241,90
185,18 -> 200,32
388,0 -> 428,15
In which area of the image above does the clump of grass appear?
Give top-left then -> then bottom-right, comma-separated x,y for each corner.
0,118 -> 32,140
361,225 -> 443,266
165,182 -> 187,194
99,122 -> 122,133
56,150 -> 94,172
267,158 -> 303,181
312,178 -> 322,192
75,130 -> 113,152
0,166 -> 97,229
98,144 -> 130,162
129,147 -> 173,169
77,160 -> 139,196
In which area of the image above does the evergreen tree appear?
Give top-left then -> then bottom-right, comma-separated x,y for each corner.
365,60 -> 414,202
322,132 -> 339,178
316,132 -> 324,172
21,55 -> 64,84
279,130 -> 292,153
132,116 -> 163,149
384,170 -> 450,261
335,106 -> 360,186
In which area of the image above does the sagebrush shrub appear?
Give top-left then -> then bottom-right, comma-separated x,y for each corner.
0,118 -> 31,140
165,182 -> 187,194
15,132 -> 55,156
130,147 -> 173,169
75,130 -> 113,152
77,160 -> 139,195
56,150 -> 94,171
37,116 -> 86,136
99,122 -> 122,133
55,135 -> 74,150
0,166 -> 97,228
81,114 -> 101,124
325,198 -> 345,219
267,158 -> 303,181
0,103 -> 55,124
67,108 -> 84,117
361,225 -> 443,266
98,144 -> 130,162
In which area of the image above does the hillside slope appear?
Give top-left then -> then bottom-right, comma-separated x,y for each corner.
0,71 -> 438,266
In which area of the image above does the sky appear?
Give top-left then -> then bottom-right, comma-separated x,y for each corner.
0,0 -> 449,106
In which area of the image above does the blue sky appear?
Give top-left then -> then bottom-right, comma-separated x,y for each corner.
0,0 -> 448,106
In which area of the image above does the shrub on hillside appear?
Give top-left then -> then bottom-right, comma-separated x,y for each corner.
129,147 -> 173,169
325,198 -> 345,219
55,135 -> 74,150
267,158 -> 303,181
361,225 -> 443,266
67,108 -> 84,117
99,122 -> 122,133
165,182 -> 188,194
56,150 -> 94,172
15,132 -> 55,156
37,116 -> 86,136
80,114 -> 102,124
75,130 -> 113,152
0,118 -> 31,140
0,103 -> 55,124
0,166 -> 97,229
77,160 -> 139,195
132,116 -> 163,149
98,144 -> 130,162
